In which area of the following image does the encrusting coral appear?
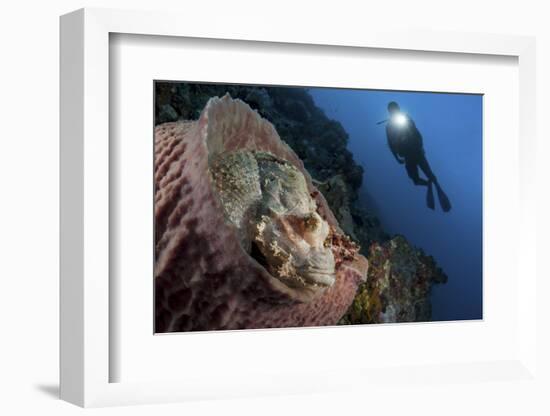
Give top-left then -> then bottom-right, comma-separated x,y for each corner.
340,235 -> 448,324
154,94 -> 368,332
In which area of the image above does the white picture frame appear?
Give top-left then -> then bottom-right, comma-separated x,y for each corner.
60,7 -> 538,408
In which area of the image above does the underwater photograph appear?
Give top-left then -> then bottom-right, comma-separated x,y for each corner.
154,82 -> 483,333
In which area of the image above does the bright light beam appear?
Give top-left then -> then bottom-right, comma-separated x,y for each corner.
393,113 -> 408,127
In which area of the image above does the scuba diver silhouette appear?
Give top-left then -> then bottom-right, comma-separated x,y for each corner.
379,101 -> 452,212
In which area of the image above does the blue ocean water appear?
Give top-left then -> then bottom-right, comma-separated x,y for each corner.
310,88 -> 483,321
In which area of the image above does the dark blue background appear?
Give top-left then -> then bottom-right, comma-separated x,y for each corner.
310,88 -> 483,321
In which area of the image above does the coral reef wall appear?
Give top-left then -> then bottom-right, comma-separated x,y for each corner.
155,82 -> 447,323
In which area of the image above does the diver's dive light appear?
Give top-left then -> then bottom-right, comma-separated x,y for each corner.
392,113 -> 408,127
376,112 -> 408,127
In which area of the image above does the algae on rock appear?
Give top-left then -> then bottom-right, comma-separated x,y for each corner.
340,236 -> 448,324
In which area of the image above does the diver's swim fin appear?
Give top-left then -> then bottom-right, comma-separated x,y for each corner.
435,183 -> 452,212
426,181 -> 435,210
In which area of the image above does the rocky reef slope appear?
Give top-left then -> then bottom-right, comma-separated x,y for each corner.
340,236 -> 447,324
155,82 -> 447,324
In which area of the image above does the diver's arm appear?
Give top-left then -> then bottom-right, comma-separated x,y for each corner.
392,150 -> 405,164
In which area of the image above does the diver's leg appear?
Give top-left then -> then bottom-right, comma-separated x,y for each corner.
406,160 -> 429,186
418,154 -> 437,183
406,158 -> 435,209
418,155 -> 452,212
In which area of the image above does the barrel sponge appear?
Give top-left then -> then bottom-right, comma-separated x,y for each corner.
154,94 -> 368,332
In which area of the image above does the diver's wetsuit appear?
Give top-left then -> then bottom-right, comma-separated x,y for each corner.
386,115 -> 436,186
383,103 -> 451,212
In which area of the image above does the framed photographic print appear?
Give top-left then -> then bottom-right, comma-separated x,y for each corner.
60,7 -> 538,408
152,81 -> 480,334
